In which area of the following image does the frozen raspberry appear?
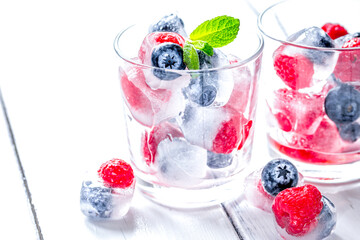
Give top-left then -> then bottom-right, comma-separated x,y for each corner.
272,184 -> 323,237
321,23 -> 348,40
273,46 -> 314,90
271,88 -> 325,134
237,120 -> 252,150
142,121 -> 183,166
212,118 -> 240,154
119,63 -> 172,127
98,159 -> 134,188
333,37 -> 360,82
138,32 -> 185,63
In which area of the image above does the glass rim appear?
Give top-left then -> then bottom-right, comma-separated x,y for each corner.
257,0 -> 360,51
113,24 -> 264,73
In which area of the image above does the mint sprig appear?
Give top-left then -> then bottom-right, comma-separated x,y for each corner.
183,15 -> 240,70
183,41 -> 200,70
190,15 -> 240,48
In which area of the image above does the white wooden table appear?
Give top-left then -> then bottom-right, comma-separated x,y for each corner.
1,0 -> 359,239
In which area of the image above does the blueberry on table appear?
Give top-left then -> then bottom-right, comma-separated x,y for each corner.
325,84 -> 360,124
338,122 -> 360,142
150,14 -> 185,35
261,158 -> 299,196
151,43 -> 186,80
80,181 -> 112,219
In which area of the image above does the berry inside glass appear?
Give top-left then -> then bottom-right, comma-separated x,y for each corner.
114,14 -> 263,207
258,0 -> 360,183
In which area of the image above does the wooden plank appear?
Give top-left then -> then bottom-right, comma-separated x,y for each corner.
0,90 -> 39,239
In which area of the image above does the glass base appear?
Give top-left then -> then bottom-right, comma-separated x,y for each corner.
135,176 -> 244,208
267,139 -> 360,184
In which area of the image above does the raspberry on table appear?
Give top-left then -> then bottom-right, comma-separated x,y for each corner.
272,184 -> 323,237
321,23 -> 348,40
98,158 -> 135,188
273,46 -> 314,90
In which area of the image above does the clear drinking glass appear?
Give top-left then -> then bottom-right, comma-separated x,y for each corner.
258,0 -> 360,183
114,23 -> 263,207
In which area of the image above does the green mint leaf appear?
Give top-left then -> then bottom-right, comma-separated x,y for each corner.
192,40 -> 214,56
183,41 -> 200,70
189,15 -> 240,48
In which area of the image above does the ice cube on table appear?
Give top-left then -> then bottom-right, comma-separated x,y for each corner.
244,166 -> 304,213
274,196 -> 336,240
80,177 -> 135,220
243,170 -> 274,213
179,105 -> 246,154
287,27 -> 338,80
182,49 -> 234,107
154,137 -> 207,188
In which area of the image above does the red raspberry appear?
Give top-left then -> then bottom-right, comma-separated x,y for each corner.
272,184 -> 323,237
321,23 -> 348,40
273,46 -> 314,90
212,118 -> 239,154
343,37 -> 360,48
138,32 -> 185,63
333,37 -> 360,82
98,158 -> 134,188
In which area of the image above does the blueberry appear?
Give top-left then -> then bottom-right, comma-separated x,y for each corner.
80,181 -> 112,219
150,14 -> 185,35
151,43 -> 186,80
183,77 -> 217,107
261,158 -> 299,196
207,151 -> 233,169
353,32 -> 360,38
317,196 -> 337,240
325,84 -> 360,124
303,27 -> 335,64
338,122 -> 360,142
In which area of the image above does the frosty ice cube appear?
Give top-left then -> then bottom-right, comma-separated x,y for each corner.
179,105 -> 246,154
119,63 -> 185,127
182,49 -> 234,107
80,159 -> 135,220
154,137 -> 207,187
244,158 -> 304,213
286,27 -> 338,80
80,178 -> 135,220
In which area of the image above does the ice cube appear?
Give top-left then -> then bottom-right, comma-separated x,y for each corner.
269,88 -> 326,135
244,171 -> 305,213
141,121 -> 184,166
154,137 -> 207,187
243,170 -> 274,213
80,177 -> 135,220
149,13 -> 187,37
179,105 -> 246,154
225,55 -> 253,114
182,49 -> 234,107
287,27 -> 338,80
274,196 -> 336,240
120,63 -> 185,127
334,32 -> 360,48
